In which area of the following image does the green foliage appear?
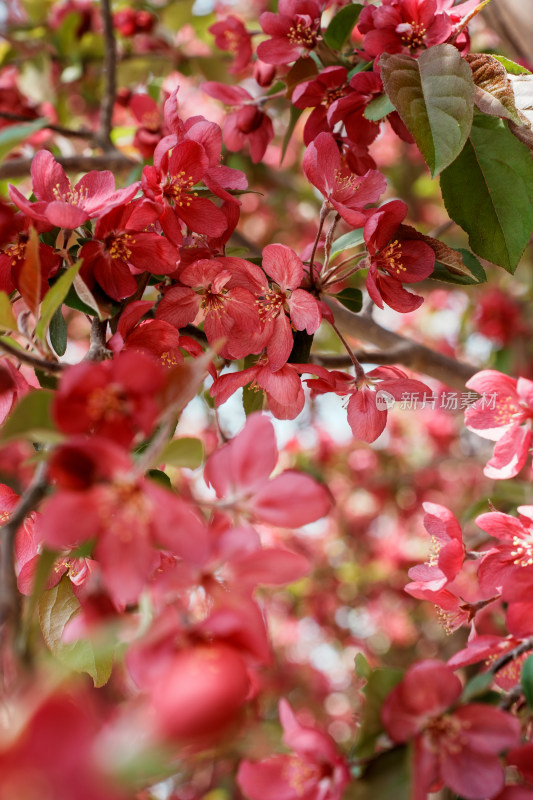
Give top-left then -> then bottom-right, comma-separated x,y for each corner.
364,94 -> 395,122
440,116 -> 533,272
35,260 -> 81,345
0,291 -> 18,331
522,653 -> 533,707
330,229 -> 365,261
323,4 -> 363,50
243,384 -> 265,416
39,577 -> 113,687
159,437 -> 204,469
380,44 -> 474,177
335,287 -> 363,313
354,666 -> 404,758
0,390 -> 62,444
347,747 -> 410,800
432,249 -> 487,285
0,118 -> 47,163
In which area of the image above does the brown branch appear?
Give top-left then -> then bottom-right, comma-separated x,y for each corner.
0,339 -> 65,374
85,318 -> 112,362
489,637 -> 533,675
325,298 -> 478,390
97,0 -> 117,151
0,461 -> 48,634
0,111 -> 93,140
0,151 -> 138,180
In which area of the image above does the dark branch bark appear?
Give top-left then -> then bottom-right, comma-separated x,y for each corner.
0,461 -> 48,632
0,111 -> 93,140
0,340 -> 65,373
489,637 -> 533,675
325,298 -> 477,390
85,318 -> 112,362
97,0 -> 118,151
0,152 -> 138,180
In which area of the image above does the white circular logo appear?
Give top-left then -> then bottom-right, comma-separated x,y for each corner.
375,390 -> 395,411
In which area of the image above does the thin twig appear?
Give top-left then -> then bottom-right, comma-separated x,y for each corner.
329,320 -> 366,383
0,461 -> 48,634
489,637 -> 533,675
97,0 -> 118,151
85,318 -> 112,362
308,203 -> 330,288
325,298 -> 477,390
323,212 -> 341,272
311,348 -> 414,368
0,152 -> 137,180
0,111 -> 93,140
0,340 -> 65,373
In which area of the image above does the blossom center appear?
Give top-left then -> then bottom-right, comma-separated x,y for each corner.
3,240 -> 25,266
52,183 -> 89,207
86,385 -> 129,423
166,170 -> 198,208
287,17 -> 317,48
398,21 -> 427,48
107,233 -> 136,261
334,169 -> 361,194
426,713 -> 470,754
377,240 -> 406,276
202,287 -> 228,316
258,289 -> 286,322
510,532 -> 533,566
324,87 -> 344,108
282,756 -> 320,796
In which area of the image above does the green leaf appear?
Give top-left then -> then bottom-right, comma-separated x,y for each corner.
39,577 -> 113,687
35,260 -> 81,344
49,306 -> 67,356
243,383 -> 265,416
0,118 -> 47,162
355,652 -> 371,680
440,116 -> 533,272
20,546 -> 57,644
431,249 -> 486,285
493,55 -> 531,75
354,666 -> 404,758
522,654 -> 533,707
460,671 -> 494,702
330,228 -> 365,261
380,44 -> 474,176
323,3 -> 363,50
0,389 -> 62,444
281,105 -> 303,165
335,287 -> 363,313
0,291 -> 18,331
364,94 -> 395,121
146,469 -> 172,489
159,437 -> 204,469
347,747 -> 410,800
72,273 -> 108,320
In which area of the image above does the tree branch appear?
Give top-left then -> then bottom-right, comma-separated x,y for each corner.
0,152 -> 138,180
97,0 -> 118,151
0,340 -> 65,373
325,298 -> 477,390
85,318 -> 112,362
0,111 -> 93,140
489,637 -> 533,675
0,461 -> 48,633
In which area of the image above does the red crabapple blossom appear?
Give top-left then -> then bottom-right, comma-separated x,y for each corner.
302,132 -> 386,227
464,370 -> 533,479
9,150 -> 139,229
237,699 -> 350,800
364,200 -> 435,312
257,0 -> 323,65
382,660 -> 520,800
